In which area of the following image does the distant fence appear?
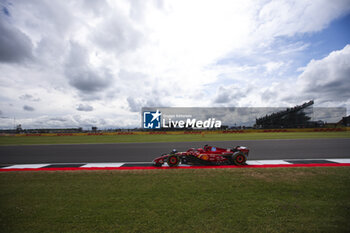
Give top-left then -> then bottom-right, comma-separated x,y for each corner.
0,127 -> 348,137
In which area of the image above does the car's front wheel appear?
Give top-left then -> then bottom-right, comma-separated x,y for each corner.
232,152 -> 247,165
153,162 -> 162,167
167,155 -> 180,167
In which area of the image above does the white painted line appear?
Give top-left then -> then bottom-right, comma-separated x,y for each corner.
3,164 -> 50,169
163,164 -> 191,167
247,160 -> 292,165
81,163 -> 125,168
246,160 -> 264,165
326,159 -> 350,164
2,158 -> 349,170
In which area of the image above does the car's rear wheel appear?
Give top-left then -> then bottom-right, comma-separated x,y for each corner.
232,152 -> 247,165
167,155 -> 180,167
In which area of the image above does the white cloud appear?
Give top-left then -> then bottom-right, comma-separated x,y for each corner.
251,44 -> 350,108
257,0 -> 350,37
296,44 -> 350,104
264,61 -> 284,73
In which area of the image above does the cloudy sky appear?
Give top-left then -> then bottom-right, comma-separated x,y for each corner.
0,0 -> 350,129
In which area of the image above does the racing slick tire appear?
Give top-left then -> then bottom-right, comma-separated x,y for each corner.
232,152 -> 247,166
153,153 -> 167,167
167,155 -> 180,167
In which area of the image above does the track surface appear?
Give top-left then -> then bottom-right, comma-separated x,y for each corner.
0,138 -> 349,165
2,159 -> 350,172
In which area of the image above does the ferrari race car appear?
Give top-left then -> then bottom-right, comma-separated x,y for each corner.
153,145 -> 249,167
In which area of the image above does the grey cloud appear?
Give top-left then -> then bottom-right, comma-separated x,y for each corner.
23,105 -> 35,111
261,90 -> 275,102
214,86 -> 246,104
49,117 -> 68,122
99,118 -> 106,125
10,1 -> 74,64
127,97 -> 150,112
68,69 -> 112,93
2,6 -> 10,16
19,94 -> 40,102
127,97 -> 141,112
66,41 -> 87,67
0,18 -> 33,63
81,0 -> 108,16
123,70 -> 169,112
76,103 -> 93,112
65,42 -> 113,94
313,107 -> 346,122
19,94 -> 33,100
214,90 -> 231,103
127,96 -> 165,113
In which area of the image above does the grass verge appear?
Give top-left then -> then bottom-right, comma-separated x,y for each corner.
1,167 -> 349,233
0,131 -> 349,145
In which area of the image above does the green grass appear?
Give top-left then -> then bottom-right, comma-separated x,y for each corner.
0,167 -> 349,233
0,131 -> 349,145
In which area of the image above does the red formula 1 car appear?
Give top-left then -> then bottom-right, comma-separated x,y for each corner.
153,145 -> 249,167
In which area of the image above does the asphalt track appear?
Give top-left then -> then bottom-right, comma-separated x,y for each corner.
0,138 -> 349,165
